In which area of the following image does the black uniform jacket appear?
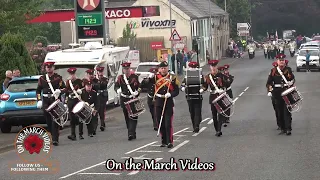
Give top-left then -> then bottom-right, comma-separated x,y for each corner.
114,74 -> 140,105
82,78 -> 99,91
266,66 -> 295,97
80,89 -> 100,111
202,72 -> 229,104
97,76 -> 109,97
36,73 -> 66,101
65,78 -> 83,99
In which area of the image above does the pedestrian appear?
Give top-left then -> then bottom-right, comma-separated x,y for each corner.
305,50 -> 311,72
223,64 -> 234,125
3,70 -> 12,91
266,54 -> 295,135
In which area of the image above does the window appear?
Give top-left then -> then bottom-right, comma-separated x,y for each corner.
7,79 -> 38,93
299,50 -> 319,56
54,65 -> 95,81
136,65 -> 159,72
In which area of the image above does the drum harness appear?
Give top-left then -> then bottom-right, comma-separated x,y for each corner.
45,74 -> 68,127
69,80 -> 95,125
209,74 -> 234,118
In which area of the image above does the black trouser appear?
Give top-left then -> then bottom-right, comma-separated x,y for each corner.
42,97 -> 60,142
121,97 -> 138,137
267,51 -> 271,59
274,95 -> 292,131
67,98 -> 83,136
271,96 -> 280,128
98,95 -> 108,128
85,114 -> 97,135
210,104 -> 226,132
147,97 -> 157,129
264,52 -> 268,58
187,99 -> 202,131
156,105 -> 174,145
306,61 -> 310,71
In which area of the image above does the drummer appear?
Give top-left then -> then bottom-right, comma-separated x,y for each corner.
114,62 -> 141,141
80,79 -> 99,137
223,64 -> 234,125
200,60 -> 229,137
266,53 -> 295,135
65,68 -> 84,141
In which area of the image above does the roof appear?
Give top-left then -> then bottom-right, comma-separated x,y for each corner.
170,0 -> 227,19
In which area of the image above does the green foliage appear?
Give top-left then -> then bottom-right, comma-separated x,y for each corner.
0,33 -> 38,87
33,36 -> 49,47
122,23 -> 137,39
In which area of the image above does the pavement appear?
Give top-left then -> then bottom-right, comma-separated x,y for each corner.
1,51 -> 320,180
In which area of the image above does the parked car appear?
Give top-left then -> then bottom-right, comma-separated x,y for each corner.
135,62 -> 160,91
0,75 -> 45,133
296,48 -> 320,72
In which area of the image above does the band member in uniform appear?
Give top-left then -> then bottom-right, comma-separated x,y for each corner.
148,61 -> 179,148
80,79 -> 99,137
96,67 -> 109,131
266,54 -> 295,135
65,68 -> 84,140
180,61 -> 204,133
36,62 -> 66,146
114,62 -> 141,141
201,60 -> 229,137
223,64 -> 234,124
140,67 -> 158,131
83,69 -> 99,135
271,61 -> 280,130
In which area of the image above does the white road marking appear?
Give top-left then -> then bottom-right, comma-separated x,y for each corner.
150,144 -> 161,147
184,130 -> 194,133
137,150 -> 162,153
174,135 -> 186,140
207,119 -> 213,124
59,162 -> 105,179
233,97 -> 239,102
192,127 -> 207,136
200,118 -> 210,123
78,173 -> 121,175
125,141 -> 158,154
173,140 -> 180,142
244,87 -> 249,91
127,158 -> 163,175
169,140 -> 189,152
173,127 -> 189,135
239,92 -> 244,96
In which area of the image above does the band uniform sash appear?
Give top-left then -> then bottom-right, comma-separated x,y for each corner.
154,74 -> 174,95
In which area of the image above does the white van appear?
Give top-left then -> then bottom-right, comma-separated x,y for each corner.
44,42 -> 130,105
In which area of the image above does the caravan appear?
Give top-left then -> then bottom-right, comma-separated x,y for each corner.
44,42 -> 130,105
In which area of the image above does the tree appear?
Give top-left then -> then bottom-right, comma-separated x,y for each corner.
122,23 -> 137,38
33,36 -> 49,47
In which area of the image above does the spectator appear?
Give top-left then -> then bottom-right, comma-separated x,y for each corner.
3,70 -> 13,91
176,50 -> 184,75
305,50 -> 311,73
13,69 -> 21,78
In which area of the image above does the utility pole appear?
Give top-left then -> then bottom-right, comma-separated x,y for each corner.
225,0 -> 227,11
249,0 -> 253,38
169,0 -> 177,75
209,0 -> 213,60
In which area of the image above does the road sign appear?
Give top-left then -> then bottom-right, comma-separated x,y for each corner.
237,23 -> 251,31
237,30 -> 250,36
169,29 -> 181,41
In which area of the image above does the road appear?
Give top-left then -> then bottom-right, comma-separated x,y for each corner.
1,51 -> 320,180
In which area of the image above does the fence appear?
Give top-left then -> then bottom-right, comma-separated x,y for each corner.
117,37 -> 164,62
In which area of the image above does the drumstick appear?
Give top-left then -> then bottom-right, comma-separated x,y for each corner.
157,75 -> 172,137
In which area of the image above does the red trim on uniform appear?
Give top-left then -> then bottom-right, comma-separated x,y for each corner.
155,74 -> 174,92
170,107 -> 174,144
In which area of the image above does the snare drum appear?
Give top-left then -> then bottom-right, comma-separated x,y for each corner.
212,92 -> 233,114
46,99 -> 68,120
281,86 -> 302,109
124,98 -> 145,118
72,101 -> 93,124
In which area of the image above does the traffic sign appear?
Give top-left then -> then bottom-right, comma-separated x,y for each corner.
237,23 -> 251,31
169,29 -> 181,41
237,30 -> 250,36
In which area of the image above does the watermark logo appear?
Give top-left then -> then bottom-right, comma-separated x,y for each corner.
128,21 -> 140,29
9,125 -> 59,174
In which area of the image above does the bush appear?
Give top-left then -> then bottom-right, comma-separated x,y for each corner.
33,36 -> 49,47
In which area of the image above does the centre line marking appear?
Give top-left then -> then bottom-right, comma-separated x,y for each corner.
239,92 -> 244,96
192,127 -> 207,136
233,97 -> 239,102
201,118 -> 210,123
125,141 -> 158,154
78,173 -> 121,175
169,140 -> 189,152
207,119 -> 213,124
244,87 -> 249,91
59,162 -> 105,179
173,127 -> 189,135
127,158 -> 163,175
137,150 -> 162,153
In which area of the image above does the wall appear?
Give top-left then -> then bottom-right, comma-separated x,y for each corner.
108,0 -> 192,51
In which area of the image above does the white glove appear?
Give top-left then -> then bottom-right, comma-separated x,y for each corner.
217,89 -> 224,94
117,88 -> 121,94
37,101 -> 42,109
199,89 -> 204,93
54,89 -> 61,96
76,89 -> 82,95
170,71 -> 175,75
165,93 -> 171,98
181,87 -> 185,91
64,104 -> 67,108
287,81 -> 294,86
148,73 -> 154,78
132,91 -> 139,96
267,92 -> 272,97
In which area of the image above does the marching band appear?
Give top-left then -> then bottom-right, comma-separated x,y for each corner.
35,53 -> 302,147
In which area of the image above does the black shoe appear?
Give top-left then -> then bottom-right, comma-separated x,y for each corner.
223,124 -> 228,127
89,134 -> 94,137
100,126 -> 105,131
67,135 -> 76,141
167,143 -> 173,148
154,127 -> 158,131
93,132 -> 96,135
128,135 -> 134,141
60,126 -> 63,130
226,119 -> 230,123
286,131 -> 291,136
79,135 -> 84,139
53,141 -> 59,146
215,132 -> 222,137
194,127 -> 199,133
279,130 -> 286,135
160,144 -> 167,147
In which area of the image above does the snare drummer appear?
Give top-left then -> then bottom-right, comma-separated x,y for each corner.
65,68 -> 84,141
96,66 -> 109,132
114,62 -> 141,141
83,69 -> 99,135
80,79 -> 99,137
36,62 -> 66,146
223,64 -> 234,124
201,60 -> 229,137
181,61 -> 205,133
266,54 -> 295,135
